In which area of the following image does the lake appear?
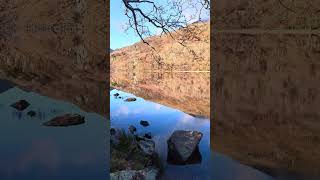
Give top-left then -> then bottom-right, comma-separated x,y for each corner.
110,71 -> 278,180
0,81 -> 108,180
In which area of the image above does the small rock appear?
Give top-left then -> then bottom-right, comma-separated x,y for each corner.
27,110 -> 36,117
110,128 -> 122,146
110,128 -> 116,135
43,114 -> 85,127
138,139 -> 155,155
144,133 -> 152,139
167,130 -> 202,162
125,97 -> 136,102
114,93 -> 120,97
140,120 -> 149,127
10,100 -> 30,111
128,125 -> 137,134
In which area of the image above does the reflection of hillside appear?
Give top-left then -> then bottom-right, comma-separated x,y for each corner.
0,0 -> 108,117
111,71 -> 210,118
213,33 -> 320,177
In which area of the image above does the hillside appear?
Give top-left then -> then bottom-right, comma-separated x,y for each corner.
110,22 -> 210,72
0,0 -> 108,116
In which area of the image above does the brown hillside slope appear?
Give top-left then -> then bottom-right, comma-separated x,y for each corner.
0,0 -> 108,116
111,22 -> 210,72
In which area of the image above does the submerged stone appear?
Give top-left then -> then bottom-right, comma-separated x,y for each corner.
140,120 -> 149,127
27,110 -> 36,117
43,114 -> 85,127
10,100 -> 30,111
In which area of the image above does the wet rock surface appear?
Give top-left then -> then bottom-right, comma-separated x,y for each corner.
27,110 -> 36,117
125,97 -> 137,102
10,100 -> 30,111
140,120 -> 149,127
43,114 -> 85,127
167,130 -> 203,163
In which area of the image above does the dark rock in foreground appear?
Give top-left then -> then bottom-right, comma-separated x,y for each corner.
110,127 -> 161,180
129,125 -> 137,134
125,97 -> 137,102
27,110 -> 36,117
10,100 -> 30,111
110,168 -> 159,180
140,120 -> 149,127
43,114 -> 85,127
144,132 -> 152,139
167,130 -> 203,163
138,139 -> 155,156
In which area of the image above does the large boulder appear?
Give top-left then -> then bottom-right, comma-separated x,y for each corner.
167,130 -> 203,164
43,114 -> 85,127
10,100 -> 30,111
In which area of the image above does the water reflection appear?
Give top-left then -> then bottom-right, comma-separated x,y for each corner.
111,71 -> 210,118
0,86 -> 108,180
110,89 -> 210,179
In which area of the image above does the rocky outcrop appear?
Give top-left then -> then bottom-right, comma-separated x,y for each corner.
110,127 -> 161,180
43,114 -> 85,127
110,168 -> 159,180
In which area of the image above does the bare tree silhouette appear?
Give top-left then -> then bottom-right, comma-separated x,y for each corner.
121,0 -> 210,45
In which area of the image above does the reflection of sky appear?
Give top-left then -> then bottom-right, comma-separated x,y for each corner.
0,87 -> 108,180
110,89 -> 210,179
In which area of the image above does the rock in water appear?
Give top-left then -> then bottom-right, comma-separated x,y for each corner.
114,93 -> 119,97
167,130 -> 203,162
10,100 -> 30,111
27,110 -> 36,117
144,132 -> 152,139
138,139 -> 155,155
43,114 -> 85,127
125,97 -> 136,102
128,125 -> 137,134
140,120 -> 149,127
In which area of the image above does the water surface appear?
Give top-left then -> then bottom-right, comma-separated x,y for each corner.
0,86 -> 108,180
110,89 -> 210,179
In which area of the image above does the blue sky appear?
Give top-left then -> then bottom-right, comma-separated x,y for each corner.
110,0 -> 210,50
110,0 -> 141,50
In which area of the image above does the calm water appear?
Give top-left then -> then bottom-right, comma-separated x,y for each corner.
0,86 -> 108,180
110,89 -> 211,179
